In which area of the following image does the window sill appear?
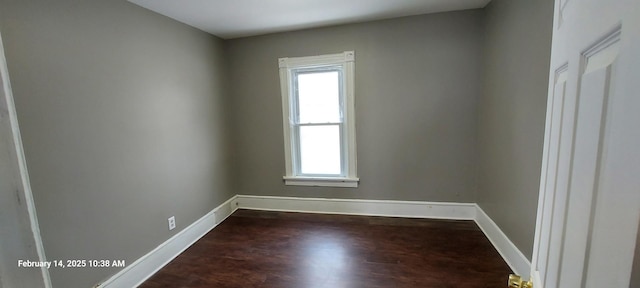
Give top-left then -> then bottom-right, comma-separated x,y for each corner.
283,176 -> 359,188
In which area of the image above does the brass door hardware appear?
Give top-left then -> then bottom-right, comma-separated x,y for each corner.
508,274 -> 533,288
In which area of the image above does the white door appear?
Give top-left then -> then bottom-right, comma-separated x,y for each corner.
531,0 -> 640,288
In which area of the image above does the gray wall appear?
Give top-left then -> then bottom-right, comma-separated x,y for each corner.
477,0 -> 554,259
226,11 -> 483,202
0,1 -> 232,287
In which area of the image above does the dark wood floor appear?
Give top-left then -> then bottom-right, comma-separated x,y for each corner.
140,210 -> 511,288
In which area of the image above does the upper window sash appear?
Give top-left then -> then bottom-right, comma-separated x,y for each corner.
291,66 -> 345,126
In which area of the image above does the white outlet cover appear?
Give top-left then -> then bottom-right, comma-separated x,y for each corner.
168,216 -> 176,230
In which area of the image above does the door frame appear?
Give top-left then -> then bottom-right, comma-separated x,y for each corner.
0,29 -> 52,287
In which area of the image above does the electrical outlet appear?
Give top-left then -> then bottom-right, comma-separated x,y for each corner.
168,216 -> 176,230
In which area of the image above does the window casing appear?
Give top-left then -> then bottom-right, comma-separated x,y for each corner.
279,51 -> 358,187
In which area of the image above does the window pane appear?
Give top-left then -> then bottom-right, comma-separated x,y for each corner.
299,125 -> 341,175
297,71 -> 341,123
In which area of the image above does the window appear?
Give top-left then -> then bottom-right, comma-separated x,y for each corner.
278,51 -> 358,187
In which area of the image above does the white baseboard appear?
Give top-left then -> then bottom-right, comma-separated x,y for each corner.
96,195 -> 239,288
236,195 -> 477,220
95,195 -> 530,288
474,205 -> 531,276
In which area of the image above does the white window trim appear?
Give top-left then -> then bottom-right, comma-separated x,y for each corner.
279,51 -> 358,187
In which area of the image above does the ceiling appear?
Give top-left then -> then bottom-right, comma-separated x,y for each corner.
128,0 -> 492,39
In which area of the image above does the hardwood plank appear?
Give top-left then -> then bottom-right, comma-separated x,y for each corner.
140,209 -> 511,288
